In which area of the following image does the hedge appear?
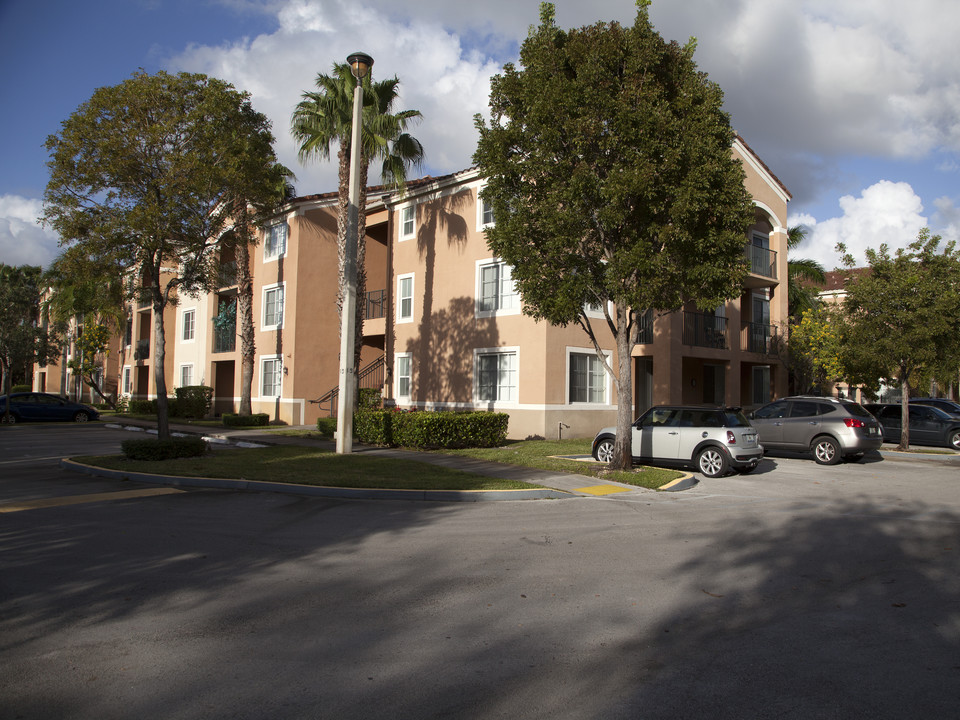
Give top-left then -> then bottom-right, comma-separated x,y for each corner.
354,410 -> 508,449
128,399 -> 159,415
121,436 -> 208,461
170,385 -> 213,419
316,417 -> 337,439
222,413 -> 270,427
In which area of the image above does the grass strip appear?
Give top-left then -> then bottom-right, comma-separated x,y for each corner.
74,445 -> 540,491
434,438 -> 683,490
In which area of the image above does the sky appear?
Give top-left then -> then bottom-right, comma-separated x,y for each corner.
1,0 -> 958,273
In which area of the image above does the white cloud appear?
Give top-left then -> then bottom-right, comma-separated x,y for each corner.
171,0 -> 501,196
0,195 -> 60,268
793,181 -> 928,270
933,196 -> 960,245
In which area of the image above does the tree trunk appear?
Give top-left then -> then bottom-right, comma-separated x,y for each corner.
153,294 -> 170,441
899,376 -> 910,450
236,238 -> 255,416
611,302 -> 636,471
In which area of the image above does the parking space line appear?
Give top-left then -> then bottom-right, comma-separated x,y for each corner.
0,487 -> 185,513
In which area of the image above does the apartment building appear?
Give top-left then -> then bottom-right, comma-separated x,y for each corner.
57,134 -> 789,438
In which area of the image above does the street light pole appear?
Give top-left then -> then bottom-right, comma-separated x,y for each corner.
336,51 -> 373,454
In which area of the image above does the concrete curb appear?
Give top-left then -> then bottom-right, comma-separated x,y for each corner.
60,458 -> 572,502
657,473 -> 698,492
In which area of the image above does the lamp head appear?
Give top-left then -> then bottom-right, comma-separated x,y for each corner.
347,52 -> 374,80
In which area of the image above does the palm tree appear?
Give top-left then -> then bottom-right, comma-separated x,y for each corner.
787,225 -> 826,320
291,63 -> 424,376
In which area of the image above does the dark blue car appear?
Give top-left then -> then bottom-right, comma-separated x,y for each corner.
0,392 -> 100,424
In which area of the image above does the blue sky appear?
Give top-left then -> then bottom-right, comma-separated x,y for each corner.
2,0 -> 958,271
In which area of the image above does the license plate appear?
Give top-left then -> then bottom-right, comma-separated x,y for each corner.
744,433 -> 757,443
869,427 -> 878,435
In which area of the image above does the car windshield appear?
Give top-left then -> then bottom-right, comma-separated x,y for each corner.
842,402 -> 872,418
722,409 -> 751,427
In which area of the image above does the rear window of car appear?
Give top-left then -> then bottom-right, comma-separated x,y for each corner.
722,409 -> 751,427
841,402 -> 872,418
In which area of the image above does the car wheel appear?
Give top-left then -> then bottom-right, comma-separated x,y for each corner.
73,411 -> 89,423
593,438 -> 615,463
1,413 -> 16,424
697,446 -> 729,478
812,436 -> 841,465
948,429 -> 960,451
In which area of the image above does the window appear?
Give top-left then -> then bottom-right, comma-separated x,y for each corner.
397,274 -> 414,323
264,223 -> 288,260
569,351 -> 607,404
395,353 -> 412,399
476,259 -> 519,317
477,190 -> 495,230
182,309 -> 195,342
263,283 -> 284,330
261,356 -> 282,397
180,364 -> 194,388
476,349 -> 517,403
400,205 -> 416,240
123,367 -> 131,395
124,317 -> 132,347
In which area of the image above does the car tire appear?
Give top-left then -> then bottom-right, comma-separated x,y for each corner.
812,436 -> 841,465
1,413 -> 16,424
73,411 -> 89,423
948,429 -> 960,451
593,438 -> 615,463
697,446 -> 729,478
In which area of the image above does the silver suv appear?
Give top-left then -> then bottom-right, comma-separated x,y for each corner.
591,405 -> 764,478
749,396 -> 882,464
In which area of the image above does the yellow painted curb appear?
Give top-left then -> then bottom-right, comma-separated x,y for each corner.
573,484 -> 634,496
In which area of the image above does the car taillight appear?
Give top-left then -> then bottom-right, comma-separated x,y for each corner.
844,418 -> 866,428
727,431 -> 737,444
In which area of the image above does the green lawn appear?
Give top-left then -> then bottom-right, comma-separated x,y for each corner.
75,445 -> 539,491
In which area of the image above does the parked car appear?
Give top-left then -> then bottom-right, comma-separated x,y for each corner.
0,392 -> 100,424
591,405 -> 764,478
873,404 -> 960,450
909,397 -> 960,417
749,396 -> 882,464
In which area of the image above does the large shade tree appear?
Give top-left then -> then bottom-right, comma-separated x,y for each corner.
291,63 -> 424,387
838,229 -> 960,449
43,70 -> 288,439
474,1 -> 754,469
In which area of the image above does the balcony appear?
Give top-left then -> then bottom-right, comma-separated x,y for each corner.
741,321 -> 779,355
218,260 -> 238,289
364,289 -> 386,320
134,339 -> 150,361
683,312 -> 728,350
636,308 -> 653,344
744,245 -> 778,288
213,323 -> 236,353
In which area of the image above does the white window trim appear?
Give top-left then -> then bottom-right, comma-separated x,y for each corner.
180,308 -> 196,343
475,258 -> 521,319
476,187 -> 495,232
473,346 -> 520,406
122,366 -> 132,395
179,363 -> 194,388
259,354 -> 283,398
262,281 -> 285,331
396,273 -> 415,324
565,347 -> 612,406
263,222 -> 289,263
395,352 -> 412,400
399,203 -> 416,241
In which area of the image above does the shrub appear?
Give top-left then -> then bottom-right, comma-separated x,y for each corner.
121,436 -> 208,461
222,413 -> 270,427
12,384 -> 31,393
392,411 -> 509,449
358,388 -> 382,410
316,417 -> 337,439
171,385 -> 213,419
354,409 -> 394,445
128,399 -> 158,415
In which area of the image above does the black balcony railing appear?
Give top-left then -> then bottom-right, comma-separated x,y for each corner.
683,312 -> 728,349
747,245 -> 777,279
742,321 -> 778,355
134,339 -> 150,361
365,289 -> 386,320
218,261 -> 238,288
213,323 -> 236,353
636,308 -> 654,344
